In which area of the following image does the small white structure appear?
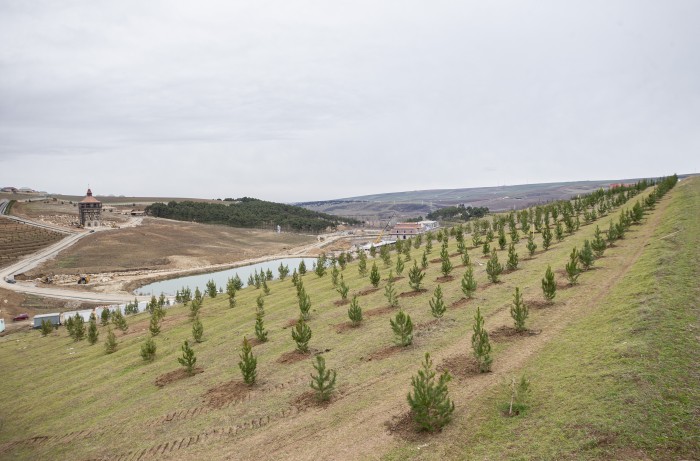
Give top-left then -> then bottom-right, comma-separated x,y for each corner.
0,318 -> 5,333
33,313 -> 61,328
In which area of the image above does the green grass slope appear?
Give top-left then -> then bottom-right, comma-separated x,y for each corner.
0,177 -> 695,461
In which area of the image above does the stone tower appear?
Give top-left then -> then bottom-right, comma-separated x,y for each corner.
79,188 -> 102,227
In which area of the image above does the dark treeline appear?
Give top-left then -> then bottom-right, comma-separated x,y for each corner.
427,204 -> 490,222
145,197 -> 360,233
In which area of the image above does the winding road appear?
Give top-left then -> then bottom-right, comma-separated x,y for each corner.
0,201 -> 144,304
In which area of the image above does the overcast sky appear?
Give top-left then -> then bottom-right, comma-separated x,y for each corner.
0,1 -> 698,202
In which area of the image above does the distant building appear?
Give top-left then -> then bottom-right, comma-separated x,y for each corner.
388,220 -> 439,240
79,188 -> 102,227
1,187 -> 17,193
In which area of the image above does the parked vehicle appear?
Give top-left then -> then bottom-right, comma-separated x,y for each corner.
33,313 -> 62,328
13,313 -> 29,321
5,277 -> 16,284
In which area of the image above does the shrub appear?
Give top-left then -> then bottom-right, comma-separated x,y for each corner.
72,314 -> 85,341
385,271 -> 399,307
429,285 -> 446,319
471,307 -> 492,372
336,275 -> 349,301
461,266 -> 477,298
104,328 -> 118,354
87,316 -> 99,344
310,355 -> 337,402
542,225 -> 552,250
206,279 -> 217,298
486,249 -> 503,283
347,295 -> 363,326
390,310 -> 413,347
578,239 -> 594,270
565,248 -> 580,285
369,262 -> 381,288
407,352 -> 455,432
292,317 -> 312,353
541,265 -> 557,302
526,233 -> 537,257
178,340 -> 197,375
238,337 -> 257,385
506,243 -> 519,271
408,260 -> 425,291
40,318 -> 53,337
510,287 -> 528,332
149,314 -> 161,336
100,307 -> 110,326
192,316 -> 204,343
503,375 -> 530,416
140,337 -> 157,362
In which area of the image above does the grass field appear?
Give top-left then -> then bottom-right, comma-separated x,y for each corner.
0,219 -> 64,269
0,178 -> 696,460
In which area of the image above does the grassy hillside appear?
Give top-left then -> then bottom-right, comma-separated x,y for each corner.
0,177 -> 696,461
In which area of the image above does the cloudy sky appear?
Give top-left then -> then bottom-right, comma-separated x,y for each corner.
0,1 -> 698,202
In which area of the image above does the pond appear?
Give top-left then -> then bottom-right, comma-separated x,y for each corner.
134,257 -> 316,296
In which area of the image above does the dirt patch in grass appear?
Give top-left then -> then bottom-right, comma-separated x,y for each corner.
290,390 -> 334,410
450,252 -> 461,258
557,281 -> 576,290
385,411 -> 433,442
277,350 -> 312,364
450,297 -> 472,308
155,367 -> 204,388
364,344 -> 407,361
247,337 -> 266,347
282,318 -> 299,329
333,299 -> 350,307
335,321 -> 361,333
203,380 -> 251,409
415,318 -> 456,338
528,299 -> 555,309
437,354 -> 481,379
430,258 -> 442,263
489,325 -> 541,342
386,276 -> 405,283
435,275 -> 455,283
365,305 -> 395,318
358,287 -> 380,296
399,289 -> 427,298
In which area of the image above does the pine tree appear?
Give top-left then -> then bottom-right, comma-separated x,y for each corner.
408,260 -> 425,291
192,316 -> 204,343
395,256 -> 405,276
421,250 -> 429,270
292,317 -> 312,353
369,262 -> 381,287
87,316 -> 99,344
555,221 -> 564,242
310,355 -> 337,402
226,277 -> 237,308
336,275 -> 349,301
510,287 -> 528,332
262,278 -> 270,295
178,340 -> 197,375
231,274 -> 243,290
471,307 -> 492,372
238,337 -> 257,385
591,225 -> 607,258
148,315 -> 160,336
100,307 -> 110,326
429,285 -> 446,319
541,265 -> 557,302
425,237 -> 433,254
140,337 -> 157,362
498,226 -> 507,250
206,279 -> 218,298
579,239 -> 594,270
72,314 -> 85,341
278,262 -> 290,280
385,271 -> 399,307
461,266 -> 477,298
347,295 -> 363,326
315,254 -> 327,277
506,243 -> 519,271
407,352 -> 454,432
111,308 -> 128,332
40,318 -> 53,337
299,260 -> 307,275
104,328 -> 118,354
542,225 -> 552,250
331,265 -> 340,287
298,288 -> 312,321
380,244 -> 391,267
565,248 -> 580,285
358,250 -> 368,277
526,233 -> 537,257
461,249 -> 471,267
254,307 -> 268,342
607,220 -> 618,246
390,310 -> 413,346
486,249 -> 503,283
482,241 -> 490,256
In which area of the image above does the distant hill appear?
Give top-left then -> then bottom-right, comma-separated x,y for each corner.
145,197 -> 360,233
296,177 -> 693,221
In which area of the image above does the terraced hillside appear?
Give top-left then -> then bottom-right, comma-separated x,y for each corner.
0,219 -> 65,269
0,176 -> 696,461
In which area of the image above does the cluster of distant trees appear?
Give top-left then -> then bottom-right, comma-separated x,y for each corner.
145,197 -> 360,233
427,204 -> 489,222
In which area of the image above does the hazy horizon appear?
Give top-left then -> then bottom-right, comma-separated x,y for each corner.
1,1 -> 698,201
